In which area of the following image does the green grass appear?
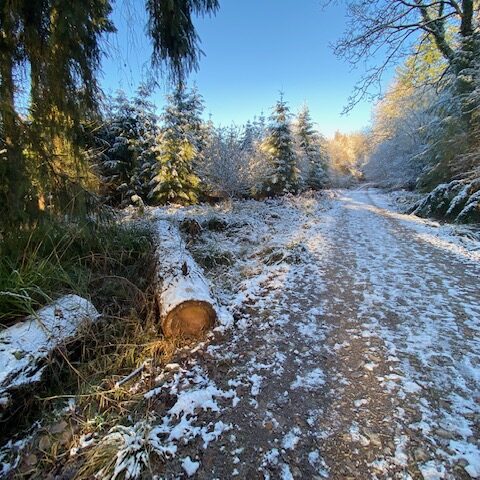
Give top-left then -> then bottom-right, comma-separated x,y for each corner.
0,218 -> 154,327
0,216 -> 162,448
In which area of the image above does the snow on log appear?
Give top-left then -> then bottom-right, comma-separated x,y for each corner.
0,295 -> 99,409
154,220 -> 217,337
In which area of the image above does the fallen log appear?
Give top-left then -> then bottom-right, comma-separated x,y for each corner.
154,220 -> 217,337
0,294 -> 99,410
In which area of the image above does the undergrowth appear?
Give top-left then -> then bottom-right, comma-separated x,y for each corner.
0,218 -> 152,326
0,217 -> 186,478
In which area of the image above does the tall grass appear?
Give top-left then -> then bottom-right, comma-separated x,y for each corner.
0,216 -> 163,444
0,217 -> 197,478
0,218 -> 153,327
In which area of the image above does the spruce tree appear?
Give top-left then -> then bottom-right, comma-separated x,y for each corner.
0,0 -> 115,228
0,0 -> 218,230
129,86 -> 159,201
253,112 -> 267,140
262,95 -> 299,195
150,84 -> 204,205
96,87 -> 158,207
241,121 -> 255,153
295,105 -> 328,190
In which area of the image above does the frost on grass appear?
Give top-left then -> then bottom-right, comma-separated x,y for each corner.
90,423 -> 155,480
0,294 -> 99,407
83,365 -> 235,479
149,193 -> 326,332
0,436 -> 33,477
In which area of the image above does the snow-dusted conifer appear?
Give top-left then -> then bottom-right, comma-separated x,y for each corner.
262,95 -> 299,195
97,86 -> 158,206
241,120 -> 256,154
295,105 -> 328,190
97,91 -> 137,206
253,112 -> 266,140
129,85 -> 159,201
150,84 -> 204,205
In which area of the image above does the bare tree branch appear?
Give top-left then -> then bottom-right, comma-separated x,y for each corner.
331,0 -> 478,109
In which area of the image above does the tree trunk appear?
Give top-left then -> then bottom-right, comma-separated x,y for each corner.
154,219 -> 217,337
0,10 -> 32,229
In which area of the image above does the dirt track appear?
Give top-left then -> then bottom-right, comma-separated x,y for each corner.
153,189 -> 480,479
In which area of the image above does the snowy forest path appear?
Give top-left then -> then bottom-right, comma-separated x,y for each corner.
157,189 -> 480,480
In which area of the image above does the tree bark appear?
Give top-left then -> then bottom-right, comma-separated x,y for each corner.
0,295 -> 99,411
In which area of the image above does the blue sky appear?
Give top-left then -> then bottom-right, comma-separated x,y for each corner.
101,0 -> 395,137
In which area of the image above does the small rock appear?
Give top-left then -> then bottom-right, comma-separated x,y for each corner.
467,435 -> 479,445
50,420 -> 68,435
368,433 -> 382,448
24,453 -> 38,466
294,416 -> 308,428
38,435 -> 51,451
291,466 -> 302,478
59,429 -> 73,446
414,448 -> 428,462
264,421 -> 274,431
359,436 -> 370,447
436,428 -> 454,439
352,360 -> 364,371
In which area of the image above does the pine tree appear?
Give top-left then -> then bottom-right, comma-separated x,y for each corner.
0,0 -> 115,228
241,120 -> 254,153
253,112 -> 267,140
129,85 -> 159,201
150,84 -> 204,205
96,86 -> 158,206
295,105 -> 328,190
0,0 -> 218,230
262,95 -> 299,195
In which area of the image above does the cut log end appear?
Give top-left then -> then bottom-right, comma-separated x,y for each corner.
161,300 -> 216,338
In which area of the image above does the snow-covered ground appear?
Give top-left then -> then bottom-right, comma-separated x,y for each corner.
145,189 -> 480,479
2,188 -> 479,479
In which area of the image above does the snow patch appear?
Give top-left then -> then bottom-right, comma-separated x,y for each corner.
0,295 -> 98,406
291,368 -> 325,391
181,456 -> 200,477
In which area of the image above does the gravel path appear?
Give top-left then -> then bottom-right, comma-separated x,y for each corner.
151,189 -> 480,479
